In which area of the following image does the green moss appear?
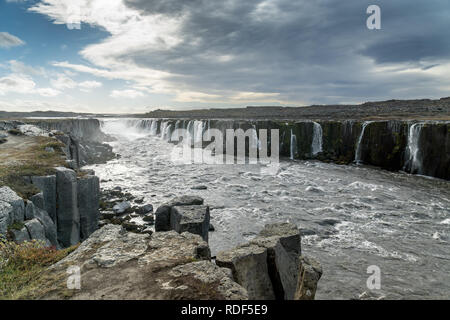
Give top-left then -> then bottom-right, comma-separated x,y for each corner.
8,222 -> 25,232
0,240 -> 78,300
0,136 -> 68,199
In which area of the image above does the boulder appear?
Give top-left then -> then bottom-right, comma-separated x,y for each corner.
294,256 -> 323,300
77,175 -> 100,241
112,201 -> 131,214
0,186 -> 25,223
10,227 -> 30,243
170,205 -> 210,242
55,167 -> 80,247
31,175 -> 57,224
24,218 -> 47,244
155,195 -> 204,231
25,202 -> 58,247
136,204 -> 153,214
216,244 -> 274,300
0,201 -> 13,235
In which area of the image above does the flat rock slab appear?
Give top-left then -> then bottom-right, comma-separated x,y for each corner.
170,205 -> 210,242
30,225 -> 247,300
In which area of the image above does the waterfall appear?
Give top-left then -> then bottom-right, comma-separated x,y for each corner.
160,121 -> 168,139
311,122 -> 323,156
290,129 -> 298,160
150,120 -> 157,135
405,123 -> 423,174
194,120 -> 204,144
355,121 -> 371,164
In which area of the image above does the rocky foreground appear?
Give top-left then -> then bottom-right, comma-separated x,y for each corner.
26,222 -> 321,300
0,118 -> 322,300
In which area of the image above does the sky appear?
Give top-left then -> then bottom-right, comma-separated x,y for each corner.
0,0 -> 449,114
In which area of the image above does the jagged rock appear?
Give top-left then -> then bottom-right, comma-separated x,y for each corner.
25,202 -> 58,247
31,225 -> 246,300
30,193 -> 45,212
209,223 -> 215,231
216,244 -> 274,300
258,222 -> 301,256
77,175 -> 100,241
136,204 -> 153,214
169,261 -> 248,300
113,201 -> 131,214
294,256 -> 323,300
155,195 -> 204,231
170,205 -> 210,242
24,218 -> 48,244
217,222 -> 320,300
0,186 -> 25,223
31,175 -> 57,224
10,227 -> 31,243
55,167 -> 80,247
0,201 -> 13,235
250,235 -> 298,300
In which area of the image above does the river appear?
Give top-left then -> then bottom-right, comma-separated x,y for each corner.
86,118 -> 450,300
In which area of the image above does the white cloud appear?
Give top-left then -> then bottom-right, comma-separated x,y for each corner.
0,73 -> 61,97
9,60 -> 46,76
0,32 -> 25,48
78,80 -> 102,90
35,87 -> 62,97
0,74 -> 36,95
110,89 -> 144,98
50,74 -> 77,89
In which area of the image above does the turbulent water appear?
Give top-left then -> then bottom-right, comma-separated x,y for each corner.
87,119 -> 450,300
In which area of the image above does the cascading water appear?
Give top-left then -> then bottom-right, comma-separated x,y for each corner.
160,121 -> 168,139
150,120 -> 158,135
311,122 -> 323,156
194,120 -> 204,145
405,123 -> 423,174
290,129 -> 298,160
355,121 -> 372,164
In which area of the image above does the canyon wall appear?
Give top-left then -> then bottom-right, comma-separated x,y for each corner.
128,119 -> 449,180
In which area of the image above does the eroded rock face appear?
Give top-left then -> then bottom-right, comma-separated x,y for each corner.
77,175 -> 100,241
36,225 -> 247,300
216,222 -> 322,300
0,201 -> 13,235
31,175 -> 57,224
295,256 -> 323,300
55,167 -> 80,247
216,244 -> 274,300
0,186 -> 25,223
25,202 -> 58,247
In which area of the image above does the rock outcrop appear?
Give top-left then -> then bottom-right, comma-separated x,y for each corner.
155,195 -> 204,231
170,205 -> 210,242
216,222 -> 322,300
33,225 -> 248,300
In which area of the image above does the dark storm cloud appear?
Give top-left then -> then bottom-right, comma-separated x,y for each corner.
123,0 -> 450,103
